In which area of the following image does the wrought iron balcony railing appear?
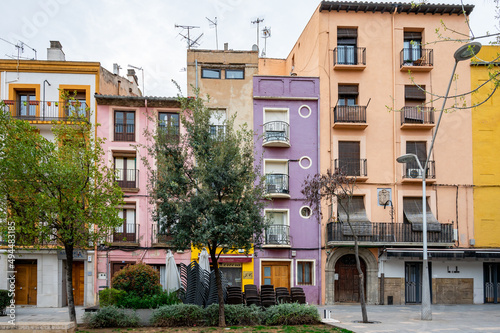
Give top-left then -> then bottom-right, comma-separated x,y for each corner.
327,221 -> 454,244
334,158 -> 367,177
401,160 -> 436,179
111,223 -> 138,244
333,46 -> 366,66
115,169 -> 139,189
265,225 -> 290,245
334,105 -> 367,123
265,174 -> 289,195
400,48 -> 434,67
2,100 -> 89,121
151,224 -> 174,245
401,106 -> 435,125
263,121 -> 290,145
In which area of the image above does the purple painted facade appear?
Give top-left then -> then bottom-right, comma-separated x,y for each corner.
253,76 -> 321,304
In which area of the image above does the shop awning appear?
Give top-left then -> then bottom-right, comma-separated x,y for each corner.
403,197 -> 441,231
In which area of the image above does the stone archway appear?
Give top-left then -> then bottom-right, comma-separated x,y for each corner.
325,248 -> 378,305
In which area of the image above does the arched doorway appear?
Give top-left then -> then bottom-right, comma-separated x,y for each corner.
334,254 -> 367,302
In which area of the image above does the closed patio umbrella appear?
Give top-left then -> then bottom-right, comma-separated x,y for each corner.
165,249 -> 181,292
199,248 -> 210,272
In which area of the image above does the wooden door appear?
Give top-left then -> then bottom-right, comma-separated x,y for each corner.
72,262 -> 85,306
334,254 -> 366,303
15,261 -> 37,305
262,262 -> 290,289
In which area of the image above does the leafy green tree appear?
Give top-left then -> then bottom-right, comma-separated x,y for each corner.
144,91 -> 267,326
0,98 -> 123,323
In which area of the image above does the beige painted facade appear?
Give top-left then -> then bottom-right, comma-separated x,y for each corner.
261,2 -> 475,304
187,49 -> 258,129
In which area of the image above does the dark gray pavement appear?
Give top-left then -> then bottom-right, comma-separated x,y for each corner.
1,304 -> 500,332
318,304 -> 500,333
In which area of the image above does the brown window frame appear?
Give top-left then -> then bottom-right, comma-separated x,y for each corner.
114,110 -> 135,142
297,261 -> 313,285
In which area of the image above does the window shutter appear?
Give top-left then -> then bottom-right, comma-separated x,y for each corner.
338,28 -> 358,38
406,141 -> 427,163
405,85 -> 426,100
339,141 -> 360,160
338,85 -> 359,96
404,31 -> 422,40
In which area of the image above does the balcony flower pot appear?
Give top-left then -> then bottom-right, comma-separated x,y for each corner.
47,101 -> 51,106
29,101 -> 39,106
4,100 -> 14,105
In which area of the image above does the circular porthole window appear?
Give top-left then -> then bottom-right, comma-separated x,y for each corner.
298,105 -> 311,118
300,206 -> 312,219
299,156 -> 312,170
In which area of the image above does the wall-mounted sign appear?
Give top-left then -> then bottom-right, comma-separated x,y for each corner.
57,249 -> 85,260
243,271 -> 253,279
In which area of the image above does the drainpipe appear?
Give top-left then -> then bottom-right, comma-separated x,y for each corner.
391,3 -> 398,232
195,59 -> 199,90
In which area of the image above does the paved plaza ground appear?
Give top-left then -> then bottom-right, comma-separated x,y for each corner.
1,303 -> 499,332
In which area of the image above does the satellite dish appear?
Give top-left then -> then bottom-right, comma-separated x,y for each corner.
252,44 -> 259,52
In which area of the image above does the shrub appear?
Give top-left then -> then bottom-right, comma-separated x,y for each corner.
263,303 -> 321,325
98,288 -> 126,307
205,304 -> 263,326
0,290 -> 13,309
150,304 -> 205,327
117,290 -> 181,309
112,263 -> 161,296
82,306 -> 140,328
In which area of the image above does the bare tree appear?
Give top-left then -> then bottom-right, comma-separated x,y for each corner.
302,169 -> 369,323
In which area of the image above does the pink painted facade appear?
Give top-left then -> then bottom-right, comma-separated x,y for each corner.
94,95 -> 191,293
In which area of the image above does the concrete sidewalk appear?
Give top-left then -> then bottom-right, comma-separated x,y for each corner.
0,305 -> 86,324
318,304 -> 500,333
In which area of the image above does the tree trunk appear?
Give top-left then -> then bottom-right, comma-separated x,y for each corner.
210,250 -> 226,327
64,244 -> 77,324
353,234 -> 368,323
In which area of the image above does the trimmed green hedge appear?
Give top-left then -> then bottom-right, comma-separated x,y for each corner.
263,303 -> 321,325
150,304 -> 205,327
82,306 -> 140,328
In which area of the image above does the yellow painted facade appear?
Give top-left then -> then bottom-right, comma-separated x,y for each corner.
471,45 -> 500,247
190,246 -> 255,290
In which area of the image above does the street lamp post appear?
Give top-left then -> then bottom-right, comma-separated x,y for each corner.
397,42 -> 481,321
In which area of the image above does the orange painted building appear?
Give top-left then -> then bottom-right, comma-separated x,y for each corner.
261,2 -> 483,304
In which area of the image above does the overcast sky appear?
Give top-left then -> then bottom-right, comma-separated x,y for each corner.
0,0 -> 497,97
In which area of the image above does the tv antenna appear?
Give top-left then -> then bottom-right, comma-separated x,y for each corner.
251,18 -> 264,51
175,24 -> 203,49
0,37 -> 37,60
261,26 -> 271,57
206,17 -> 218,50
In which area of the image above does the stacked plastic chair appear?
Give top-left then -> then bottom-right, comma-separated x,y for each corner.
206,270 -> 228,306
290,287 -> 306,304
243,284 -> 260,306
275,287 -> 292,303
260,285 -> 276,307
182,261 -> 209,306
226,286 -> 244,304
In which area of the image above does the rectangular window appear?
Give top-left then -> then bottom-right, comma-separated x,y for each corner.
225,69 -> 244,79
337,28 -> 357,65
297,261 -> 313,285
404,31 -> 422,62
406,141 -> 427,167
338,85 -> 358,106
159,112 -> 180,137
338,141 -> 360,176
201,68 -> 221,79
114,205 -> 136,242
64,91 -> 87,118
265,210 -> 289,245
114,154 -> 137,189
16,91 -> 37,117
114,111 -> 135,141
264,160 -> 289,194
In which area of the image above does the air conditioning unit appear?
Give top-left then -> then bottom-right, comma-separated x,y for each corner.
408,168 -> 422,179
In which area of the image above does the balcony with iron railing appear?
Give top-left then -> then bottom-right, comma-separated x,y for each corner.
115,169 -> 139,190
400,160 -> 436,182
334,159 -> 367,179
110,223 -> 139,246
2,100 -> 89,122
400,48 -> 434,71
333,47 -> 366,70
151,224 -> 174,247
264,225 -> 291,247
114,124 -> 135,142
263,121 -> 290,147
333,105 -> 367,129
327,221 -> 454,247
400,106 -> 435,129
265,174 -> 290,198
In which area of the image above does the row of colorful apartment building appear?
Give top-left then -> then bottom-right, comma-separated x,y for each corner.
1,1 -> 500,307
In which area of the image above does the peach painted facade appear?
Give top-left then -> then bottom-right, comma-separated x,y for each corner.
95,96 -> 191,297
262,2 -> 480,304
